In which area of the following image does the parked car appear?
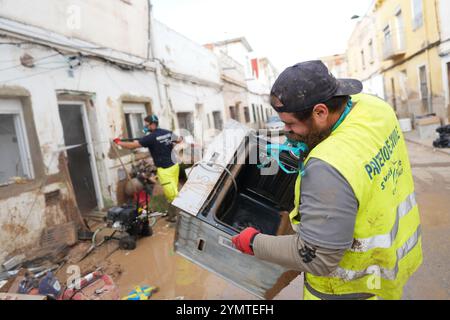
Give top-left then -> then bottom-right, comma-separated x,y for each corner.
265,115 -> 285,133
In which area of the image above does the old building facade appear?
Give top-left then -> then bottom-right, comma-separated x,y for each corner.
0,1 -> 278,263
0,0 -> 162,262
375,0 -> 446,122
205,38 -> 278,129
438,0 -> 450,121
346,0 -> 385,99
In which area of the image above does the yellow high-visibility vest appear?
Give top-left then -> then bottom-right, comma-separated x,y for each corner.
290,93 -> 422,300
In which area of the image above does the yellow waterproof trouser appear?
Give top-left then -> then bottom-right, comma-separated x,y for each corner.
156,163 -> 180,203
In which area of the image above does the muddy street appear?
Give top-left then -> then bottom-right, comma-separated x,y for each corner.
102,218 -> 302,300
403,142 -> 450,300
52,141 -> 450,300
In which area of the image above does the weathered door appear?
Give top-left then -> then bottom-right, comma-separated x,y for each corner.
447,62 -> 450,121
58,104 -> 97,214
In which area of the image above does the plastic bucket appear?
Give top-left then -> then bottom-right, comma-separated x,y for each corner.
399,118 -> 412,132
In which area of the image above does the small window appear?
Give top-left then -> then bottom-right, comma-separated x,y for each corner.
177,112 -> 194,134
229,106 -> 237,120
244,107 -> 250,123
255,104 -> 261,123
212,111 -> 223,130
395,9 -> 405,50
252,104 -> 257,122
260,105 -> 265,122
123,103 -> 146,139
0,99 -> 34,185
411,0 -> 423,30
383,25 -> 392,57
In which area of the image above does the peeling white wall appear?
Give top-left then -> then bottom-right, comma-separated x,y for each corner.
0,40 -> 161,262
0,0 -> 150,58
153,20 -> 222,85
0,13 -> 228,261
0,182 -> 73,262
152,20 -> 225,142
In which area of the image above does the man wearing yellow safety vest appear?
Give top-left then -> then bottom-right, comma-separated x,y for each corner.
232,60 -> 423,300
114,115 -> 182,223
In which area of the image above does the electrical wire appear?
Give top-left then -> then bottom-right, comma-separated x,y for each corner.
0,53 -> 63,72
0,65 -> 68,84
0,20 -> 110,51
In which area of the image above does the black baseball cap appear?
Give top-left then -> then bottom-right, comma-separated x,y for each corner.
270,60 -> 363,113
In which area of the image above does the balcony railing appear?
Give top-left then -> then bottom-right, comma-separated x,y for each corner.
383,37 -> 406,60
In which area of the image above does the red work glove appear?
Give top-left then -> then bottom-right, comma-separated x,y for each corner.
232,227 -> 260,255
113,138 -> 122,144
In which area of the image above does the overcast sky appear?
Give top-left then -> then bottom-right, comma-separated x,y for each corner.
151,0 -> 373,72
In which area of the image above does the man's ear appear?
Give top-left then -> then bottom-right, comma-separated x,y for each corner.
312,104 -> 329,122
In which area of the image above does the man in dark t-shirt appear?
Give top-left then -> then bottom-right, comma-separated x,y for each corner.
114,115 -> 182,222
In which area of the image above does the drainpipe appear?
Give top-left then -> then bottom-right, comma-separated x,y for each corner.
147,0 -> 168,125
423,0 -> 434,114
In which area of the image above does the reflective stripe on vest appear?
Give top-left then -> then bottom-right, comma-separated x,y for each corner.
350,192 -> 417,252
304,281 -> 375,300
331,224 -> 421,281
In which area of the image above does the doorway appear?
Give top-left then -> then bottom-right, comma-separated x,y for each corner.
418,65 -> 430,113
447,62 -> 450,121
58,102 -> 101,214
391,77 -> 397,112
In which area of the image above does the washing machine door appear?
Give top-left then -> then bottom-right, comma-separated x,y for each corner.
172,120 -> 252,217
172,121 -> 300,299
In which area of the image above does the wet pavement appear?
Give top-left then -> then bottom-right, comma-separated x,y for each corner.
403,142 -> 450,300
90,141 -> 449,300
109,219 -> 302,300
